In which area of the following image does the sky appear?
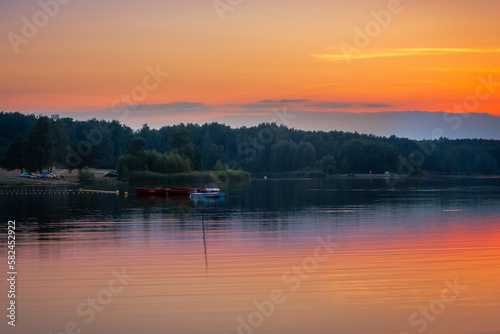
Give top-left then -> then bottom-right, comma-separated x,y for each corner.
1,0 -> 499,137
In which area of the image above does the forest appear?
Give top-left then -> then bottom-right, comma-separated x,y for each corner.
1,111 -> 499,177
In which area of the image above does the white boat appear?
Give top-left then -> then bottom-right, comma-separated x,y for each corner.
190,191 -> 225,199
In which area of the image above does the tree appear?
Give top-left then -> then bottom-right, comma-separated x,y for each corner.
24,117 -> 55,173
339,157 -> 351,174
168,128 -> 196,167
472,151 -> 498,174
78,166 -> 95,183
213,159 -> 228,171
2,134 -> 24,171
169,128 -> 191,150
269,140 -> 298,172
340,139 -> 366,173
296,141 -> 316,169
320,155 -> 337,174
51,116 -> 69,165
129,137 -> 147,156
301,133 -> 326,157
66,142 -> 103,171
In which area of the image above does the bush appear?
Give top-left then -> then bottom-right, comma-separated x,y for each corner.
320,155 -> 337,174
78,166 -> 95,183
215,170 -> 251,182
117,154 -> 146,175
213,159 -> 228,171
117,150 -> 191,176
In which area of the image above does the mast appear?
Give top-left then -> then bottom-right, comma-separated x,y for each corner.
200,131 -> 207,192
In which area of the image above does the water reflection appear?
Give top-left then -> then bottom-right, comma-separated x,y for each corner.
0,177 -> 499,334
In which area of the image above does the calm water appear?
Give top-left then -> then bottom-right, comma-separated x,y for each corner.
0,177 -> 499,334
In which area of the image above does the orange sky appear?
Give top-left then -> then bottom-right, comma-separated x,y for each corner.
1,0 -> 499,128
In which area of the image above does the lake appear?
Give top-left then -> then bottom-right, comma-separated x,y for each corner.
0,177 -> 499,334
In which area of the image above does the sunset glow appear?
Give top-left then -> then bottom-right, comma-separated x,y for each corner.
1,0 -> 499,129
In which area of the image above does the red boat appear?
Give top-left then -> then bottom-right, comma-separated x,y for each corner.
166,187 -> 199,196
134,187 -> 168,196
167,187 -> 220,196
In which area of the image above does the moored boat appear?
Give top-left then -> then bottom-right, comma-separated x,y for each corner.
166,187 -> 198,196
190,191 -> 225,199
167,187 -> 220,196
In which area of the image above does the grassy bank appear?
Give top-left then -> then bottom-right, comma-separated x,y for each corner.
0,167 -> 80,185
0,167 -> 125,186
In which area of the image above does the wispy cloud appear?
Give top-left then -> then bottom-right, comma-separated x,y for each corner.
228,99 -> 309,109
307,102 -> 394,109
312,48 -> 500,62
260,99 -> 309,103
228,103 -> 283,109
360,103 -> 394,108
308,102 -> 353,109
411,67 -> 500,73
132,102 -> 208,111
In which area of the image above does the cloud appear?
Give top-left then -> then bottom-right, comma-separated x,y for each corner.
132,102 -> 207,111
313,47 -> 500,62
411,67 -> 500,73
230,99 -> 310,108
229,103 -> 283,109
92,101 -> 208,116
360,103 -> 394,108
260,99 -> 310,103
304,102 -> 396,109
308,102 -> 354,109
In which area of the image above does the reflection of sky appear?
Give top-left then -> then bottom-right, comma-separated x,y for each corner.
5,183 -> 500,334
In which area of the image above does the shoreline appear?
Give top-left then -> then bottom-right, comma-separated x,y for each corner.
1,168 -> 499,187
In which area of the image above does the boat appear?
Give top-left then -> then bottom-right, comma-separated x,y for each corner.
134,187 -> 168,196
167,187 -> 220,196
190,191 -> 225,199
167,187 -> 198,196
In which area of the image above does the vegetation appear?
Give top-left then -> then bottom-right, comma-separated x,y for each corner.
78,166 -> 95,183
320,155 -> 337,175
213,159 -> 228,171
1,111 -> 500,178
117,137 -> 192,177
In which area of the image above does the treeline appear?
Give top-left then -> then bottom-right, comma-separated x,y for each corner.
117,137 -> 193,176
1,111 -> 499,175
0,112 -> 133,173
